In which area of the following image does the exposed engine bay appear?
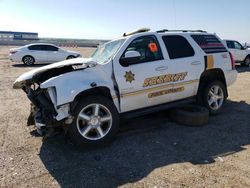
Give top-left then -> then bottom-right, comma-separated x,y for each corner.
14,58 -> 99,135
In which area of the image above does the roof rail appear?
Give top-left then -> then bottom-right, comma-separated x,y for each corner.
156,29 -> 207,33
123,28 -> 150,37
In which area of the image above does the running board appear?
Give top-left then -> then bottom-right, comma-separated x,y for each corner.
121,97 -> 196,119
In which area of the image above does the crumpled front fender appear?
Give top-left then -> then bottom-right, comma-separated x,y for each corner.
40,66 -> 116,106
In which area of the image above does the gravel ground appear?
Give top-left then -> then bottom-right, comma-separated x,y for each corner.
0,46 -> 249,188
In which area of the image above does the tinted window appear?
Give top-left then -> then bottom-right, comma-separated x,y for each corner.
191,35 -> 227,54
233,41 -> 243,50
121,35 -> 163,64
46,45 -> 58,51
162,35 -> 194,59
226,41 -> 234,48
28,45 -> 45,51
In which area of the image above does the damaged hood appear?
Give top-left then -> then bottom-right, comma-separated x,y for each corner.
13,58 -> 97,89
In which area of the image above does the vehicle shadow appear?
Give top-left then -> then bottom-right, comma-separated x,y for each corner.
236,65 -> 250,73
12,63 -> 48,68
39,99 -> 250,188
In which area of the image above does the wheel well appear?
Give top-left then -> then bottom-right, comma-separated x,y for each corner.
66,55 -> 75,59
244,54 -> 250,61
197,69 -> 228,101
71,87 -> 113,113
22,55 -> 35,62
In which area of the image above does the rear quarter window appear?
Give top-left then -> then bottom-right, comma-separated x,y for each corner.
191,35 -> 227,54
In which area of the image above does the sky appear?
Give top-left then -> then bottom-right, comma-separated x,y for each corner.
0,0 -> 250,43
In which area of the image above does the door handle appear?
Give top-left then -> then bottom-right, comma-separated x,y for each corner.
155,66 -> 168,71
191,61 -> 201,65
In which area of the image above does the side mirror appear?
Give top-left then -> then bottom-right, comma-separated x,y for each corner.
120,51 -> 141,66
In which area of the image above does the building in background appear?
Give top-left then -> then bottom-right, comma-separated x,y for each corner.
0,31 -> 106,47
0,31 -> 38,41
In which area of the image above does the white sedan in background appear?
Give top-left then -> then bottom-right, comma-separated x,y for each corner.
223,40 -> 250,66
9,43 -> 82,65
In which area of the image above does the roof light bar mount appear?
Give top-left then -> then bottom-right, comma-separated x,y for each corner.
123,28 -> 150,37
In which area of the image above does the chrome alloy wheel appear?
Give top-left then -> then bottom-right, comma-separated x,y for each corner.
245,57 -> 250,66
24,56 -> 34,65
208,85 -> 224,110
76,103 -> 112,140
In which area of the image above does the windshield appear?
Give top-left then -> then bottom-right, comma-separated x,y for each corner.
91,39 -> 125,64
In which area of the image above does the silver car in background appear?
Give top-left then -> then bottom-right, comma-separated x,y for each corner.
9,43 -> 82,65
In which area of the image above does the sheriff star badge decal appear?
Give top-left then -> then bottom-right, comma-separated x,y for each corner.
124,71 -> 135,83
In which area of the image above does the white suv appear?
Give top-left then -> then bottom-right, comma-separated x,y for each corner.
9,43 -> 81,65
13,29 -> 237,146
223,40 -> 250,66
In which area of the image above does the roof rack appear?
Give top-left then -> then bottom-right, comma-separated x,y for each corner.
123,28 -> 150,37
156,29 -> 207,33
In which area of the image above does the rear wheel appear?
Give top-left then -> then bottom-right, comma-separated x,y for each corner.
201,81 -> 226,115
68,95 -> 119,147
22,56 -> 35,66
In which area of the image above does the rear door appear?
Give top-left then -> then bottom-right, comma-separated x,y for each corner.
226,40 -> 237,59
161,35 -> 204,101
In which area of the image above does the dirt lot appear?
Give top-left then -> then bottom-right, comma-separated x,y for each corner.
0,45 -> 249,188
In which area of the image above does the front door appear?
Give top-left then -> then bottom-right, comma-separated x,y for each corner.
113,35 -> 172,112
45,45 -> 63,62
233,41 -> 246,61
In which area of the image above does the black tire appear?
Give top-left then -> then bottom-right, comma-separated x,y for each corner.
244,55 -> 250,66
22,56 -> 35,66
66,55 -> 75,60
170,104 -> 209,127
68,95 -> 119,147
201,81 -> 226,115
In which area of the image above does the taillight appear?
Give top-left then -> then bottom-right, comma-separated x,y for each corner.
10,50 -> 17,54
229,51 -> 235,70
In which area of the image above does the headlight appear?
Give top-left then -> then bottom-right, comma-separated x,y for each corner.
13,80 -> 27,89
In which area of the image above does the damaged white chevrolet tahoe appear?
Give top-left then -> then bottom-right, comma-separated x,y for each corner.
13,29 -> 237,146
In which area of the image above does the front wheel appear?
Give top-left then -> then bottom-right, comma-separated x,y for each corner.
68,95 -> 119,147
202,81 -> 226,115
66,55 -> 75,60
244,56 -> 250,66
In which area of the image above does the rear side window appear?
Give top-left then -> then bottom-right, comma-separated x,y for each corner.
191,35 -> 227,54
162,35 -> 195,59
226,41 -> 234,49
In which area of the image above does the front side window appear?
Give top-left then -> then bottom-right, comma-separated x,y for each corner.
234,41 -> 243,50
163,35 -> 195,59
46,45 -> 58,51
121,35 -> 163,64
